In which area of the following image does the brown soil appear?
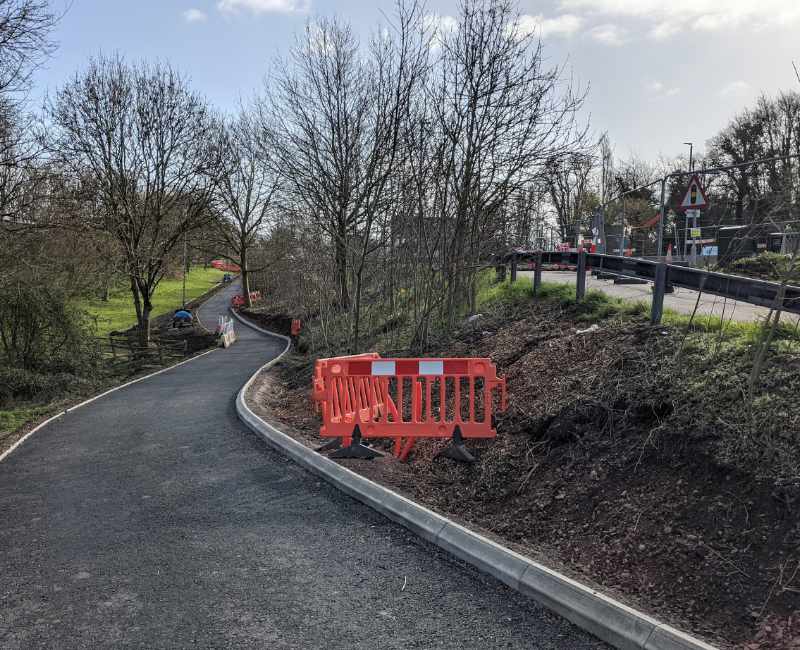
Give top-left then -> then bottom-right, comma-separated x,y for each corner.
238,309 -> 294,336
247,301 -> 800,650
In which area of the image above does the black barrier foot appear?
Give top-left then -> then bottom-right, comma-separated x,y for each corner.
437,425 -> 476,464
329,425 -> 382,460
316,438 -> 342,452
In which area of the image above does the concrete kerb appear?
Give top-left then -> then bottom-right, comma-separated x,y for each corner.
232,318 -> 718,650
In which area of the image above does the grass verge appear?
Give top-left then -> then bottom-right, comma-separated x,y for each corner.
84,267 -> 225,336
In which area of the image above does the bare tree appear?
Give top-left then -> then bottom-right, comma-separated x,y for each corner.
47,55 -> 219,343
207,110 -> 279,307
264,2 -> 428,349
430,0 -> 588,322
546,152 -> 596,244
0,0 -> 58,99
0,0 -> 60,233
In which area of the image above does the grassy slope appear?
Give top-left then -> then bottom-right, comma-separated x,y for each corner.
484,275 -> 800,354
85,267 -> 225,336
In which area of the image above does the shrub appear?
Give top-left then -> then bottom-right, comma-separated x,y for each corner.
0,367 -> 90,407
0,281 -> 99,374
726,252 -> 799,282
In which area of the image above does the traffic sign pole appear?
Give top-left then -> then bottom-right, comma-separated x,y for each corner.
680,175 -> 708,264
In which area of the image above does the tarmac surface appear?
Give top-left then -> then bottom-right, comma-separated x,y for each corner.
0,281 -> 604,649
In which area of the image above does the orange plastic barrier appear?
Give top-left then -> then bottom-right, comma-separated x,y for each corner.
311,354 -> 507,462
291,319 -> 302,337
230,291 -> 261,310
211,260 -> 241,272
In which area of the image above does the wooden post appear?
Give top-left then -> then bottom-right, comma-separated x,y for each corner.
510,254 -> 518,283
576,251 -> 587,301
496,264 -> 507,283
651,262 -> 668,325
533,251 -> 542,296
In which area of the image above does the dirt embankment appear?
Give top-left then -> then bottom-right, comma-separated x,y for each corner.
248,299 -> 800,649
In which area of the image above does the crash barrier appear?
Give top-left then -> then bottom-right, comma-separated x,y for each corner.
311,353 -> 507,462
500,249 -> 800,324
216,315 -> 237,348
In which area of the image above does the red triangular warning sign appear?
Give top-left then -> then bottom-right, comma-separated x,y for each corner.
680,174 -> 708,211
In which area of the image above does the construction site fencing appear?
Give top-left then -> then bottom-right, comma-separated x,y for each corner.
312,353 -> 507,462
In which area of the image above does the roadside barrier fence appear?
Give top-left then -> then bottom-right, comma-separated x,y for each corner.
500,250 -> 800,325
231,291 -> 262,310
311,353 -> 507,463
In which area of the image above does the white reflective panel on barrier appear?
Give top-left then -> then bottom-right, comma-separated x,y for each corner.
419,361 -> 444,376
371,361 -> 396,376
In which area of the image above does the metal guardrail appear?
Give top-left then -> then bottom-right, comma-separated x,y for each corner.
498,251 -> 800,321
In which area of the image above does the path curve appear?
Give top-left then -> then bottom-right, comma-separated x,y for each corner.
0,282 -> 603,649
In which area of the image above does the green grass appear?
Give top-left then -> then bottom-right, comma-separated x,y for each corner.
0,404 -> 56,438
476,275 -> 535,307
476,275 -> 647,321
479,274 -> 800,352
84,267 -> 225,336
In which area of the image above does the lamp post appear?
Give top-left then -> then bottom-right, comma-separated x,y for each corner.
682,142 -> 694,259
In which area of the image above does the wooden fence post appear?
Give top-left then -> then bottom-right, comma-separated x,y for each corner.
510,254 -> 518,283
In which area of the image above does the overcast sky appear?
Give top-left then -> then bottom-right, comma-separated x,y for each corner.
34,0 -> 800,161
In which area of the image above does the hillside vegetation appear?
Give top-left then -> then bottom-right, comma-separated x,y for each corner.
251,276 -> 800,649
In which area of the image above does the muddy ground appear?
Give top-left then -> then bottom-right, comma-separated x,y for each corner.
246,298 -> 800,650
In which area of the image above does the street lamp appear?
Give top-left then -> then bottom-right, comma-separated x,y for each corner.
683,142 -> 694,172
682,142 -> 695,261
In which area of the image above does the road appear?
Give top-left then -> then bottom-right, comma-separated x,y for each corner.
0,282 -> 603,649
520,270 -> 800,325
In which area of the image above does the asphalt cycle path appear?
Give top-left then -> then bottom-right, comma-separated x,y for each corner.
0,281 -> 604,649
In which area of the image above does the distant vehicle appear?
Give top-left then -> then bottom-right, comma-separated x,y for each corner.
223,273 -> 233,283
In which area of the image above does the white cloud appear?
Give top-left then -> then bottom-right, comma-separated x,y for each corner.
423,13 -> 458,50
514,14 -> 582,39
646,80 -> 680,97
649,22 -> 679,40
720,80 -> 751,97
424,13 -> 458,36
217,0 -> 309,15
589,23 -> 626,46
560,0 -> 800,39
183,8 -> 207,23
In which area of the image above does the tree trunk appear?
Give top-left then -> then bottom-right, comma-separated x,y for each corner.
352,270 -> 363,352
335,237 -> 349,310
241,247 -> 251,308
140,299 -> 152,347
130,277 -> 143,334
